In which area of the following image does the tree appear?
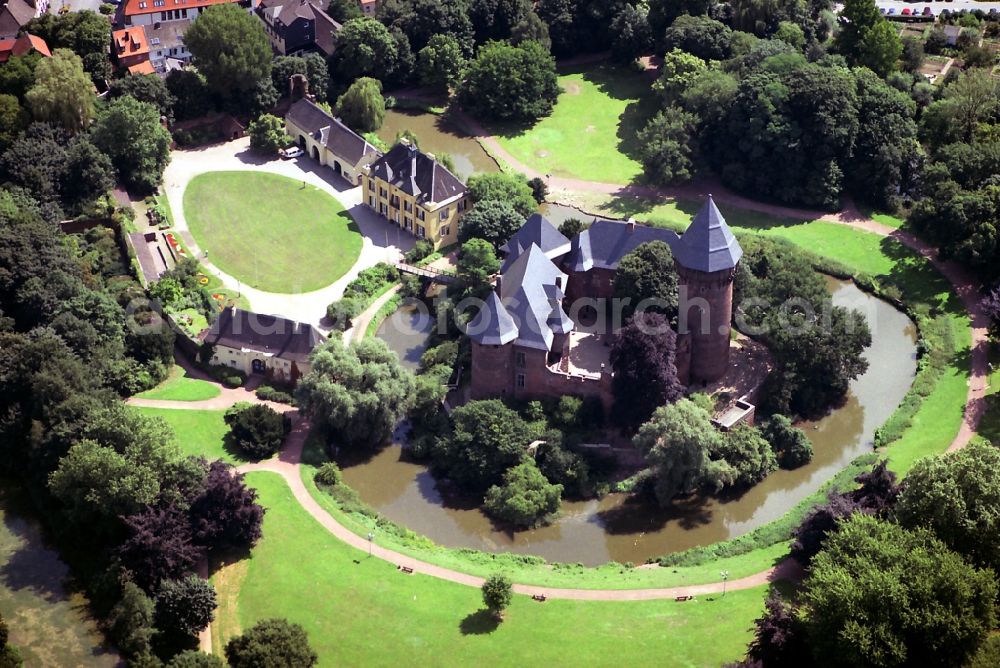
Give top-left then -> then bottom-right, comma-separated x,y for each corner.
166,651 -> 225,668
378,0 -> 474,55
457,200 -> 525,250
108,581 -> 155,659
109,74 -> 175,121
431,399 -> 535,492
759,414 -> 813,468
633,399 -> 732,505
895,443 -> 1000,573
746,593 -> 811,667
457,40 -> 559,123
91,96 -> 171,193
325,0 -> 361,23
982,284 -> 1000,336
901,36 -> 924,73
224,403 -> 290,460
612,241 -> 679,321
48,439 -> 160,538
526,177 -> 547,203
417,34 -> 465,92
334,77 -> 385,133
118,503 -> 204,591
802,514 -> 997,667
0,611 -> 21,668
774,21 -> 805,49
609,4 -> 652,62
329,18 -> 399,82
0,95 -> 27,152
225,618 -> 318,668
296,337 -> 415,448
25,49 -> 94,133
558,217 -> 587,238
189,461 -> 265,552
510,10 -> 551,51
636,109 -> 699,186
247,114 -> 287,155
836,0 -> 883,59
943,68 -> 999,142
653,49 -> 709,105
857,19 -> 903,78
481,574 -> 513,619
166,69 -> 214,121
456,238 -> 499,299
663,15 -> 733,61
714,425 -> 777,488
484,459 -> 562,528
470,0 -> 531,43
155,576 -> 217,637
609,312 -> 684,431
466,172 -> 537,217
647,0 -> 713,37
184,4 -> 272,102
271,53 -> 329,102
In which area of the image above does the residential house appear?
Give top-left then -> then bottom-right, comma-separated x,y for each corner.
363,141 -> 469,248
112,26 -> 153,74
144,20 -> 191,71
285,97 -> 382,185
468,197 -> 744,408
0,0 -> 45,40
123,0 -> 253,28
203,307 -> 325,384
0,32 -> 48,63
256,0 -> 340,56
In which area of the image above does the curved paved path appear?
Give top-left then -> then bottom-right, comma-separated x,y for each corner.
162,137 -> 415,329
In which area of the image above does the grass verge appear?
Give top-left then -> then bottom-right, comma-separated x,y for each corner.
132,406 -> 245,464
134,365 -> 221,402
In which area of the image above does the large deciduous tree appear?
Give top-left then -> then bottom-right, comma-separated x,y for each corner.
25,49 -> 94,133
895,443 -> 1000,574
469,0 -> 531,43
91,95 -> 171,193
109,74 -> 176,122
334,77 -> 385,133
188,461 -> 265,552
118,503 -> 204,591
431,399 -> 534,492
247,114 -> 287,155
612,241 -> 679,320
609,312 -> 684,431
457,40 -> 559,123
155,575 -> 217,637
296,338 -> 415,448
484,459 -> 562,528
455,238 -> 499,299
417,33 -> 466,92
466,172 -> 537,217
224,403 -> 289,460
802,514 -> 997,667
836,0 -> 901,77
457,200 -> 525,250
184,4 -> 272,103
225,618 -> 318,668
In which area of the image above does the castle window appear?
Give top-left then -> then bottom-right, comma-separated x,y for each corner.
416,225 -> 426,238
440,226 -> 450,238
515,352 -> 526,367
516,374 -> 525,388
439,207 -> 449,220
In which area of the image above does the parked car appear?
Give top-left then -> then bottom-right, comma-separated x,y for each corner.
923,6 -> 932,15
280,147 -> 303,159
888,7 -> 896,14
901,7 -> 911,15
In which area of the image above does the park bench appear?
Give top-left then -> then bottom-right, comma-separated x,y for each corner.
398,565 -> 414,574
675,595 -> 695,602
531,594 -> 547,602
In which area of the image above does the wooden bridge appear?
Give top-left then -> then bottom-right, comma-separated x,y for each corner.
395,262 -> 459,285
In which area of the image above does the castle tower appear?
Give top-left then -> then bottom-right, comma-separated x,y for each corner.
467,290 -> 518,398
673,196 -> 743,384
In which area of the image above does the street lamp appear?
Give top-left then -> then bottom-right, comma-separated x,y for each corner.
720,570 -> 730,598
367,532 -> 374,557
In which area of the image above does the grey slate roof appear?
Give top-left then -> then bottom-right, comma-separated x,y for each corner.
313,10 -> 339,56
369,143 -> 466,206
0,0 -> 35,39
565,219 -> 680,272
673,196 -> 743,273
204,308 -> 324,363
499,244 -> 570,351
466,291 -> 518,345
564,196 -> 741,274
500,213 -> 571,272
286,98 -> 380,166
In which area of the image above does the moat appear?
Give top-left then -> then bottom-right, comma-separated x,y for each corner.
361,279 -> 917,565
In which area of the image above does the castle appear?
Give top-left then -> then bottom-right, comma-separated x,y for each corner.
467,196 -> 743,410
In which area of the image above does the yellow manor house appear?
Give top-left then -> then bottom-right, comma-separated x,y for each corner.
363,139 -> 469,248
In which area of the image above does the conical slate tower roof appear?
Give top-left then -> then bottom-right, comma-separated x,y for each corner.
465,291 -> 518,346
674,195 -> 743,273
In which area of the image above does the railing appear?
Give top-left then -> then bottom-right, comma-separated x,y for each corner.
395,262 -> 458,284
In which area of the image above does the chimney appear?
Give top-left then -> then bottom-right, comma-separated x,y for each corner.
426,152 -> 435,162
398,137 -> 410,147
626,217 -> 636,233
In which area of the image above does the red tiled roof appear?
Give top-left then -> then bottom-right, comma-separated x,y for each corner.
123,0 -> 237,18
128,60 -> 156,75
113,26 -> 149,58
0,33 -> 50,63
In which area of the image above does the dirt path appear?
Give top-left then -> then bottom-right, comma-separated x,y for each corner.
343,285 -> 402,344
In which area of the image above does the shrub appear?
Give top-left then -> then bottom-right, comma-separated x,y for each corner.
154,576 -> 217,637
255,385 -> 295,405
224,403 -> 290,460
481,574 -> 513,618
225,618 -> 318,668
325,297 -> 364,331
314,462 -> 342,486
404,239 -> 434,263
484,460 -> 562,528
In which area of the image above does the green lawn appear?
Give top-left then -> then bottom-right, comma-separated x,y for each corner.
216,472 -> 767,667
135,365 -> 221,402
133,407 -> 245,464
492,64 -> 657,184
183,171 -> 362,293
